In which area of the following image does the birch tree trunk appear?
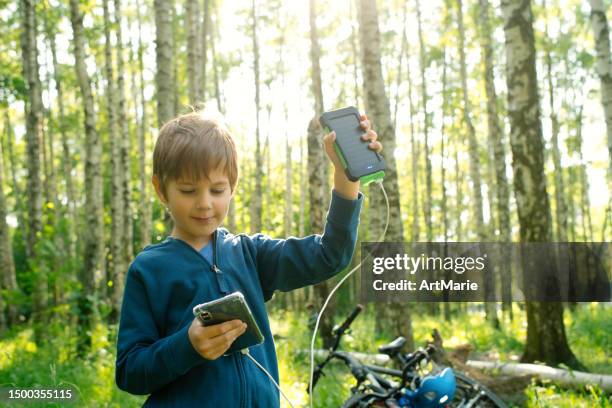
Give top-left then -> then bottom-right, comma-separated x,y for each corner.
211,0 -> 223,114
299,135 -> 306,237
172,4 -> 180,116
501,0 -> 583,369
542,0 -> 568,243
70,0 -> 105,352
41,10 -> 62,310
349,0 -> 361,108
456,0 -> 486,242
41,123 -> 50,208
588,0 -> 612,184
479,0 -> 513,318
457,0 -> 498,327
41,43 -> 58,216
0,130 -> 18,328
263,104 -> 272,232
276,11 -> 292,238
358,0 -> 403,242
250,0 -> 262,233
20,0 -> 46,327
455,137 -> 463,241
155,0 -> 175,126
201,0 -> 210,102
114,0 -> 133,307
3,112 -> 28,258
186,0 -> 200,104
0,115 -> 19,327
134,0 -> 151,248
407,54 -> 420,243
441,49 -> 451,322
45,11 -> 76,261
208,0 -> 232,230
392,2 -> 408,130
308,0 -> 334,348
575,109 -> 594,241
103,0 -> 124,324
358,0 -> 411,347
415,0 -> 432,243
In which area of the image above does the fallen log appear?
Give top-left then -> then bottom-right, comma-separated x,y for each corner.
466,360 -> 612,393
298,349 -> 390,366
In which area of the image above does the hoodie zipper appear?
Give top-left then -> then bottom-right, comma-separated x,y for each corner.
167,232 -> 246,404
234,353 -> 247,408
215,232 -> 245,406
211,230 -> 229,294
166,231 -> 229,294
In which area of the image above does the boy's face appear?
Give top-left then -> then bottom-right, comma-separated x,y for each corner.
153,167 -> 233,250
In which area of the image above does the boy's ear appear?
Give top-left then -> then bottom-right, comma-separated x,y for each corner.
152,175 -> 167,204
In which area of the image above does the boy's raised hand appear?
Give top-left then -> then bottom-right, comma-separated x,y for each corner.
322,113 -> 383,200
188,317 -> 247,360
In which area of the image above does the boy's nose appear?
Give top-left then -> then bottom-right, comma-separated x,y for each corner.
196,193 -> 212,210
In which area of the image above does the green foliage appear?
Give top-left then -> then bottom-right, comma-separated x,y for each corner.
0,322 -> 145,408
0,74 -> 26,103
0,304 -> 609,407
524,381 -> 610,408
2,0 -> 611,405
268,304 -> 611,407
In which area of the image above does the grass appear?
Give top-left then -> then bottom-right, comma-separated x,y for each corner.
0,303 -> 609,407
269,303 -> 611,407
0,321 -> 145,407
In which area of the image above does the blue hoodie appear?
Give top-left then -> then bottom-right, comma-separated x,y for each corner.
115,191 -> 363,407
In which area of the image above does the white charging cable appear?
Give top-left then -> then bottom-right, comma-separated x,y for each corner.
309,180 -> 390,408
241,348 -> 295,408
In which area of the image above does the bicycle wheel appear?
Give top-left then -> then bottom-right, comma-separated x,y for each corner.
340,392 -> 392,408
452,371 -> 507,408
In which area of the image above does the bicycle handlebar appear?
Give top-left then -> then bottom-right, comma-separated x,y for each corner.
310,306 -> 365,393
334,351 -> 367,381
336,304 -> 363,334
400,344 -> 436,387
330,304 -> 363,353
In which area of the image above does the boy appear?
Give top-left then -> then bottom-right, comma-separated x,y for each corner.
115,111 -> 382,407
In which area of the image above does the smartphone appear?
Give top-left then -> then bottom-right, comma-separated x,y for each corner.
192,292 -> 264,354
319,106 -> 386,185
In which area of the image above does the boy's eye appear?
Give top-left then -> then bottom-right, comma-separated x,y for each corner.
180,190 -> 195,194
212,189 -> 226,195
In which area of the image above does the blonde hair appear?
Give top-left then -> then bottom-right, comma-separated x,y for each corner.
153,112 -> 238,196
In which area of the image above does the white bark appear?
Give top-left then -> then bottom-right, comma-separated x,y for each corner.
415,0 -> 432,242
250,0 -> 262,233
114,0 -> 133,307
21,0 -> 46,320
135,0 -> 151,248
0,130 -> 16,329
467,360 -> 612,392
103,0 -> 124,321
587,0 -> 612,182
186,0 -> 201,104
154,0 -> 174,126
70,0 -> 105,320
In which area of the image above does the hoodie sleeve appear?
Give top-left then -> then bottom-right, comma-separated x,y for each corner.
115,264 -> 205,395
253,190 -> 363,300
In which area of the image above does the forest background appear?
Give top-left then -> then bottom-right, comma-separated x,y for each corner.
0,0 -> 611,406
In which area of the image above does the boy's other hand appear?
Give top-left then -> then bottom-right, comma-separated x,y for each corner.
323,113 -> 383,199
188,318 -> 247,360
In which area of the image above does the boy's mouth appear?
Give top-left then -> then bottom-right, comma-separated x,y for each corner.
191,215 -> 215,223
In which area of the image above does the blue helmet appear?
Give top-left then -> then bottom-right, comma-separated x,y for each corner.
401,367 -> 456,408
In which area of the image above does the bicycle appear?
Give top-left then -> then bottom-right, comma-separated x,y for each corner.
308,305 -> 507,408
